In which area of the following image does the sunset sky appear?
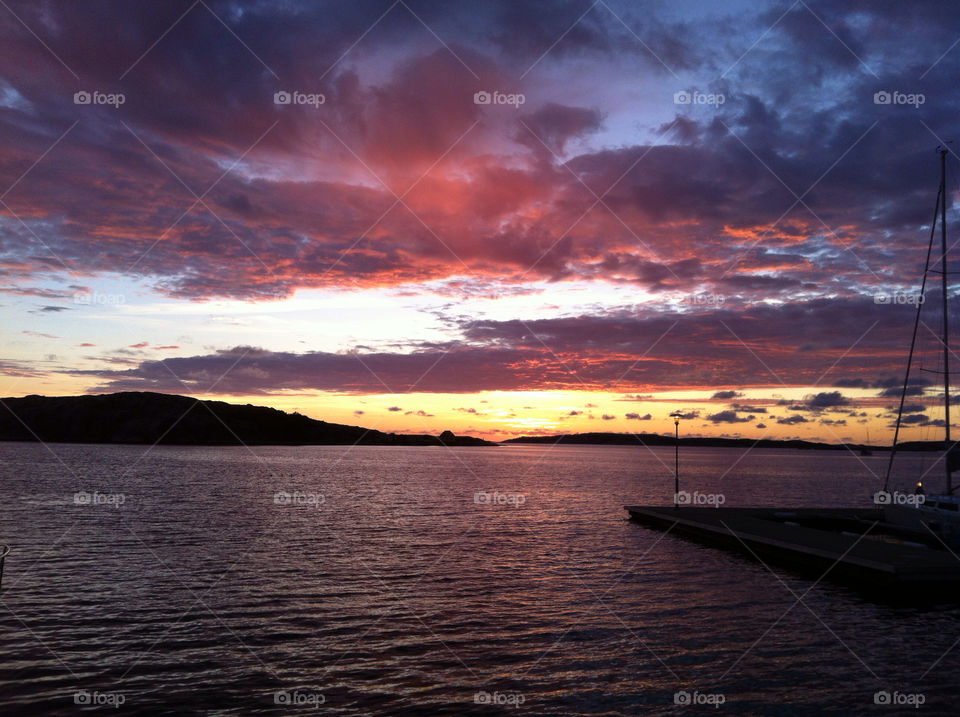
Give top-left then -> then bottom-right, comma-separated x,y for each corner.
2,0 -> 960,442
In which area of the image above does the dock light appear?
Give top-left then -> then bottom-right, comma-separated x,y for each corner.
669,411 -> 682,508
916,480 -> 925,496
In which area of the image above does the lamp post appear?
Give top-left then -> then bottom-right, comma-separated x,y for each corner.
669,411 -> 682,508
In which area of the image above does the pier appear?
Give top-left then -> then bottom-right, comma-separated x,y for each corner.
625,506 -> 960,587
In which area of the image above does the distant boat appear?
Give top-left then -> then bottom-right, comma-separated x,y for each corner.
883,148 -> 960,545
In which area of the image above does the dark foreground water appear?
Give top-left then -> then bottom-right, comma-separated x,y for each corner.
1,442 -> 959,715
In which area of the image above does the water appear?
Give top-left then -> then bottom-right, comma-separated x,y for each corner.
1,442 -> 958,714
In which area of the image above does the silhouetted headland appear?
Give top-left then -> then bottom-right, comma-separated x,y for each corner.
0,392 -> 495,447
504,431 -> 942,452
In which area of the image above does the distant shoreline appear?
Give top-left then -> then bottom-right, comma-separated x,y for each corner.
0,392 -> 946,453
502,432 -> 943,453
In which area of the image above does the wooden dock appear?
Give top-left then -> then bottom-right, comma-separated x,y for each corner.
625,506 -> 960,587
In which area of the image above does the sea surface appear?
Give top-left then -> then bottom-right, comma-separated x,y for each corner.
1,441 -> 959,715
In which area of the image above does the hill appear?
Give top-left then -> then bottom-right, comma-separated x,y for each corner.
0,392 -> 495,447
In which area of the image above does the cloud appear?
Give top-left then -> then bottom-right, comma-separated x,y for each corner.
833,378 -> 869,388
706,410 -> 753,424
1,0 -> 956,312
805,391 -> 849,408
878,385 -> 927,398
601,414 -> 615,420
625,412 -> 652,420
730,403 -> 767,413
8,0 -> 960,413
518,102 -> 603,154
777,415 -> 809,425
889,403 -> 926,414
387,406 -> 402,412
711,390 -> 742,399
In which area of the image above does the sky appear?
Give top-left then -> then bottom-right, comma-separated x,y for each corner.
2,0 -> 960,442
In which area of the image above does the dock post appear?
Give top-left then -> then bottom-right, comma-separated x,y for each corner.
669,411 -> 682,508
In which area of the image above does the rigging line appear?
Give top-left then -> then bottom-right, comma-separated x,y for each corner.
884,183 -> 942,492
940,149 -> 952,494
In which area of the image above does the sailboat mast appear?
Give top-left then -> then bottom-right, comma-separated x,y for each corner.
941,148 -> 952,494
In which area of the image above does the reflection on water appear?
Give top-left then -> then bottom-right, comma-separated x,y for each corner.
1,442 -> 959,714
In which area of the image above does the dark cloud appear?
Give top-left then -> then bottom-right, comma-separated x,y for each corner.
805,391 -> 850,408
730,403 -> 767,413
706,410 -> 753,424
711,390 -> 742,399
878,385 -> 926,398
832,378 -> 869,388
893,403 -> 927,414
518,102 -> 604,154
625,413 -> 652,420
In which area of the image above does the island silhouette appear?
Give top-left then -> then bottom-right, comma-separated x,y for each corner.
0,392 -> 494,447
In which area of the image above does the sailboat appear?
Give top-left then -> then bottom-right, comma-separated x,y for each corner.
882,148 -> 960,546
